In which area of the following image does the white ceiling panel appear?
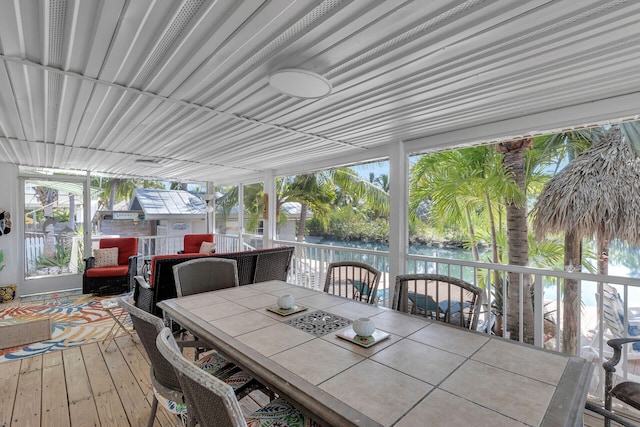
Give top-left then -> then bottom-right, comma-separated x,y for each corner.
1,0 -> 640,184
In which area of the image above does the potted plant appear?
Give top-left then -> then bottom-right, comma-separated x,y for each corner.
0,249 -> 16,303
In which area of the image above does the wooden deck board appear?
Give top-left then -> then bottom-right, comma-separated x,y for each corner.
63,346 -> 101,427
112,335 -> 177,427
0,359 -> 20,427
12,356 -> 43,426
99,339 -> 156,427
42,351 -> 71,427
4,328 -> 615,426
82,343 -> 130,427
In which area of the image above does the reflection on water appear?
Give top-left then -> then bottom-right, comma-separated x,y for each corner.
304,236 -> 640,307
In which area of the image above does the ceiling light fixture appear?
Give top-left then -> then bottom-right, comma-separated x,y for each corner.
268,68 -> 332,99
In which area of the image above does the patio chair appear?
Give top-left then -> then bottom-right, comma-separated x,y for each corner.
172,257 -> 239,357
83,237 -> 138,295
253,246 -> 294,283
584,284 -> 640,361
323,261 -> 381,304
172,258 -> 239,297
156,327 -> 319,427
117,297 -> 258,427
178,233 -> 215,254
584,337 -> 640,427
392,273 -> 482,330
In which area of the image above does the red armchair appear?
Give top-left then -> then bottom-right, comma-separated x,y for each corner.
83,237 -> 138,295
178,233 -> 215,254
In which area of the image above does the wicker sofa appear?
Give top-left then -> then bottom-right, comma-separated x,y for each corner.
134,246 -> 295,316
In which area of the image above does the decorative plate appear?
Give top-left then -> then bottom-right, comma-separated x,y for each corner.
266,304 -> 308,316
336,329 -> 391,348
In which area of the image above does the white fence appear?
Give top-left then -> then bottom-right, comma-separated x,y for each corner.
271,237 -> 640,405
25,233 -> 82,276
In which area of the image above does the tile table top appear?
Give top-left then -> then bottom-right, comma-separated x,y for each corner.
158,280 -> 592,427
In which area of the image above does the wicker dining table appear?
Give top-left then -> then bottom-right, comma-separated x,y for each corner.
158,280 -> 592,427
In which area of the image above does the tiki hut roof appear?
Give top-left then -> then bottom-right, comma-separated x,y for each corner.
532,126 -> 640,244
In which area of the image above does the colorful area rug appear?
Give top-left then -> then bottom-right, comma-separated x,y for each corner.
20,288 -> 83,303
0,293 -> 133,363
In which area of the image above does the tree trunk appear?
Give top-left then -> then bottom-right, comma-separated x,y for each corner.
485,192 -> 503,335
68,194 -> 76,231
296,204 -> 308,242
499,138 -> 535,343
109,180 -> 117,210
563,229 -> 581,355
597,236 -> 609,276
465,206 -> 479,261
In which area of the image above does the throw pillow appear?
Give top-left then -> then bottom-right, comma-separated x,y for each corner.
199,241 -> 216,254
94,247 -> 119,267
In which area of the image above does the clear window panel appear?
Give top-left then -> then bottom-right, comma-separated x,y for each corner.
24,179 -> 84,278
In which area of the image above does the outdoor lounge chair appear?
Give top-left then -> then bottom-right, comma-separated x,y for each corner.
323,261 -> 381,304
117,297 -> 258,427
83,237 -> 138,295
392,273 -> 482,330
178,234 -> 215,254
156,327 -> 319,427
583,284 -> 640,361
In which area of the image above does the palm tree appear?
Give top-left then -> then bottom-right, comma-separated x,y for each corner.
529,129 -> 600,355
92,177 -> 162,210
532,125 -> 640,353
277,168 -> 389,242
410,147 -> 514,262
278,174 -> 335,242
497,138 -> 534,343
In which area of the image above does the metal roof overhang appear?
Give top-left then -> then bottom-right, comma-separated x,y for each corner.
1,1 -> 640,185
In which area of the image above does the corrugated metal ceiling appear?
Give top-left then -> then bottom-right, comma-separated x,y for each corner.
1,0 -> 640,184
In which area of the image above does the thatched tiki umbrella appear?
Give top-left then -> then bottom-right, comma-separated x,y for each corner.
532,125 -> 640,355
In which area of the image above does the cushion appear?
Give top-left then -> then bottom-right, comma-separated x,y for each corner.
184,234 -> 214,253
94,247 -> 119,267
85,265 -> 129,278
99,238 -> 138,265
199,241 -> 217,254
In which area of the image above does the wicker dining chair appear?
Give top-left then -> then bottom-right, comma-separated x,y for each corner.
156,327 -> 319,427
117,297 -> 258,427
171,257 -> 239,357
323,261 -> 381,304
392,274 -> 483,330
172,258 -> 239,297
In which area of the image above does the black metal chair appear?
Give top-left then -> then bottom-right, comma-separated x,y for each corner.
585,337 -> 640,427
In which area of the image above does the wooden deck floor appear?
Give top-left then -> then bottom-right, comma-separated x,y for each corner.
0,326 -> 634,427
4,290 -> 640,426
0,333 -> 268,427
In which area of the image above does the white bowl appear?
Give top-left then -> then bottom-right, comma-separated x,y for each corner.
277,294 -> 295,309
353,317 -> 375,337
